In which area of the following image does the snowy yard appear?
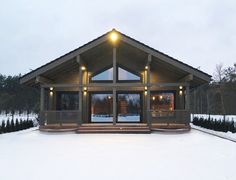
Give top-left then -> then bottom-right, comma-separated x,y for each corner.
0,129 -> 236,180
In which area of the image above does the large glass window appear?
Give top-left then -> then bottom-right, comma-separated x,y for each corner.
117,93 -> 141,122
91,66 -> 141,82
56,92 -> 79,110
90,93 -> 113,122
118,67 -> 141,81
91,67 -> 113,81
151,92 -> 175,111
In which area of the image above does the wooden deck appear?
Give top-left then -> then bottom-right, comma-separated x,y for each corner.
39,123 -> 190,133
77,123 -> 151,133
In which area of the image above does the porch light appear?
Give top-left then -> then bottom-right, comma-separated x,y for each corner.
159,95 -> 163,100
179,90 -> 183,96
108,96 -> 111,99
145,66 -> 148,70
179,85 -> 183,90
50,87 -> 53,91
81,66 -> 86,71
152,96 -> 156,101
83,87 -> 87,91
144,86 -> 147,90
49,91 -> 53,96
110,32 -> 118,42
144,91 -> 147,96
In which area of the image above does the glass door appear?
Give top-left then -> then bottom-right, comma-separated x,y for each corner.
117,93 -> 142,122
90,93 -> 113,123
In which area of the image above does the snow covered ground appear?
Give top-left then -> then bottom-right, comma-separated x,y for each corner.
192,114 -> 236,122
0,129 -> 236,180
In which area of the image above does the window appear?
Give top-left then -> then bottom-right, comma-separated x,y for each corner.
90,93 -> 113,122
118,67 -> 141,81
117,93 -> 141,122
91,66 -> 141,82
56,92 -> 79,110
91,67 -> 113,81
151,92 -> 175,111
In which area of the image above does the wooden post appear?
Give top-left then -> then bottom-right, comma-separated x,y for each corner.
79,66 -> 83,125
113,47 -> 117,125
40,86 -> 45,125
147,54 -> 151,127
185,83 -> 190,110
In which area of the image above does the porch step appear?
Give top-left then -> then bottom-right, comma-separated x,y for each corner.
77,124 -> 151,133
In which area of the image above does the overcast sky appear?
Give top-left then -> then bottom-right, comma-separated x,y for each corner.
0,0 -> 235,76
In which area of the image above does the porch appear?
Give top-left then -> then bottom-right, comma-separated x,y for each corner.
39,108 -> 190,133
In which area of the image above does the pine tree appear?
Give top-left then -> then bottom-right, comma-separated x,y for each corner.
1,121 -> 5,133
6,119 -> 10,132
15,119 -> 19,131
10,119 -> 15,132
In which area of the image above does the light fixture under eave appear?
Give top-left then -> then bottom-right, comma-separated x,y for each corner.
145,66 -> 148,70
179,85 -> 183,90
50,87 -> 53,91
81,66 -> 86,71
179,90 -> 183,96
110,32 -> 118,42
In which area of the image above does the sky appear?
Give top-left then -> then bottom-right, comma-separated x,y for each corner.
0,0 -> 235,76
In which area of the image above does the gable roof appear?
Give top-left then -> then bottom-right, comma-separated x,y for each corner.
20,29 -> 211,85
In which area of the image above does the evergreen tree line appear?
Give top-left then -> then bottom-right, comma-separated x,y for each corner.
0,74 -> 39,115
190,63 -> 236,115
192,117 -> 236,133
0,119 -> 34,134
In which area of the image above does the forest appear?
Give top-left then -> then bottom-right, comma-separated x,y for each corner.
0,74 -> 39,114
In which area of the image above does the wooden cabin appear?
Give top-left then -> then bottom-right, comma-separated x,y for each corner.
20,29 -> 211,133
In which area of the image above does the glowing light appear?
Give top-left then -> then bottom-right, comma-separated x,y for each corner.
108,96 -> 111,99
144,91 -> 147,96
152,96 -> 156,101
49,91 -> 53,96
179,86 -> 183,90
50,87 -> 53,91
83,87 -> 87,91
81,66 -> 86,71
83,91 -> 87,96
110,32 -> 118,42
159,95 -> 163,100
179,90 -> 183,95
144,86 -> 147,90
145,66 -> 148,70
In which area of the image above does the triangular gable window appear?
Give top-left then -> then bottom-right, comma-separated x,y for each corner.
91,67 -> 113,81
118,67 -> 141,81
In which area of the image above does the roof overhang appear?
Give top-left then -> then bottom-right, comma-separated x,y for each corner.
20,29 -> 211,86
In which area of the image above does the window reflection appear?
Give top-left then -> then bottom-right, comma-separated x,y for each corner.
91,93 -> 113,122
56,92 -> 79,110
151,92 -> 174,111
117,93 -> 141,122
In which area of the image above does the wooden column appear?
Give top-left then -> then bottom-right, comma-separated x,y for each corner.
185,83 -> 190,110
146,54 -> 151,127
113,47 -> 117,125
78,67 -> 83,125
40,86 -> 45,125
40,86 -> 45,112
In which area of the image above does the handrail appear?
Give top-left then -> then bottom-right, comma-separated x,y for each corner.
40,110 -> 81,126
149,109 -> 190,124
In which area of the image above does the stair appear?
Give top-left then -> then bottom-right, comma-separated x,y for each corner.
76,123 -> 151,133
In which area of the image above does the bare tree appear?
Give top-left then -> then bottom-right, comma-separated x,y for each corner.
213,63 -> 224,83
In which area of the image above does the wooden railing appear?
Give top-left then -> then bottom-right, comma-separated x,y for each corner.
40,110 -> 81,125
149,110 -> 190,124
